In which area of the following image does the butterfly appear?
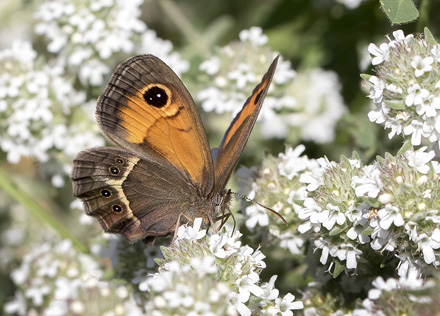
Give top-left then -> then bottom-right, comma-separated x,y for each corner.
71,54 -> 279,243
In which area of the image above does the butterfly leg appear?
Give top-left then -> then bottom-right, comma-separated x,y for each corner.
213,209 -> 236,234
172,213 -> 194,241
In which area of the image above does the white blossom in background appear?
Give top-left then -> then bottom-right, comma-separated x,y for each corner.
335,0 -> 366,9
351,271 -> 435,315
198,27 -> 346,143
197,27 -> 298,139
137,29 -> 190,76
365,30 -> 440,148
34,0 -> 146,86
0,41 -> 104,176
4,240 -> 143,316
288,69 -> 347,144
34,0 -> 189,86
142,218 -> 304,316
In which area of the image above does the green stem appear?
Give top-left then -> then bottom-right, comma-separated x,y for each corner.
157,0 -> 210,55
0,167 -> 87,253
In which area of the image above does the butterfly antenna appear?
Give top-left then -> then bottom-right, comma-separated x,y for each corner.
231,191 -> 288,226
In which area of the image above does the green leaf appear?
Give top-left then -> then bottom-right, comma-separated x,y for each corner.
380,0 -> 419,25
329,225 -> 347,236
397,140 -> 413,156
362,226 -> 375,236
424,27 -> 438,45
360,73 -> 371,81
333,261 -> 345,278
384,99 -> 406,110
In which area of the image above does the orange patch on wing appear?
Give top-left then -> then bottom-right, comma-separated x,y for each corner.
222,79 -> 268,148
119,85 -> 208,185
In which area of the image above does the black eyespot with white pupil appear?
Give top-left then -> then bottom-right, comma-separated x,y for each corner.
100,189 -> 111,197
109,166 -> 120,175
112,204 -> 122,213
115,158 -> 124,165
143,86 -> 168,108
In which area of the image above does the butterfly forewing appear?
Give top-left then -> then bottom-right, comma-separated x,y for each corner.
213,55 -> 279,192
97,55 -> 215,196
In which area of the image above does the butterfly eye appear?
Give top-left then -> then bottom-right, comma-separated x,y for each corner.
115,158 -> 124,165
112,204 -> 123,213
109,166 -> 120,175
100,189 -> 112,198
143,85 -> 169,108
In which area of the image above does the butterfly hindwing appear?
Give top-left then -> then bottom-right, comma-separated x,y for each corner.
71,147 -> 199,242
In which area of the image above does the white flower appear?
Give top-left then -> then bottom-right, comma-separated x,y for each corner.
417,229 -> 440,264
239,27 -> 268,46
279,233 -> 304,255
200,56 -> 221,75
228,63 -> 257,89
388,29 -> 414,46
176,218 -> 206,241
405,146 -> 435,174
403,120 -> 431,146
278,145 -> 308,180
368,42 -> 390,65
260,275 -> 280,301
405,84 -> 429,106
228,291 -> 251,316
368,276 -> 398,300
411,55 -> 434,77
236,272 -> 264,302
336,244 -> 362,269
416,95 -> 440,117
368,100 -> 390,124
377,204 -> 404,230
322,204 -> 346,230
138,30 -> 189,76
190,256 -> 217,277
275,293 -> 304,316
209,231 -> 241,258
299,158 -> 327,191
245,205 -> 269,229
431,44 -> 440,62
314,238 -> 331,265
368,75 -> 385,104
351,164 -> 382,198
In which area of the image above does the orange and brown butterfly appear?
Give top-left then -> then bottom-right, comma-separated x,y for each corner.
71,54 -> 279,243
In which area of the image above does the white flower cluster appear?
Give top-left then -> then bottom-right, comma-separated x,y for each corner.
34,0 -> 146,86
197,27 -> 298,139
0,40 -> 104,177
34,0 -> 189,86
242,145 -> 315,255
141,219 -> 303,316
4,240 -> 142,316
353,269 -> 435,316
367,29 -> 440,148
299,146 -> 440,275
198,27 -> 346,143
289,69 -> 346,144
242,144 -> 440,277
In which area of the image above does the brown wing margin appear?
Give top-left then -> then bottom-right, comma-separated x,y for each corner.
213,55 -> 279,192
